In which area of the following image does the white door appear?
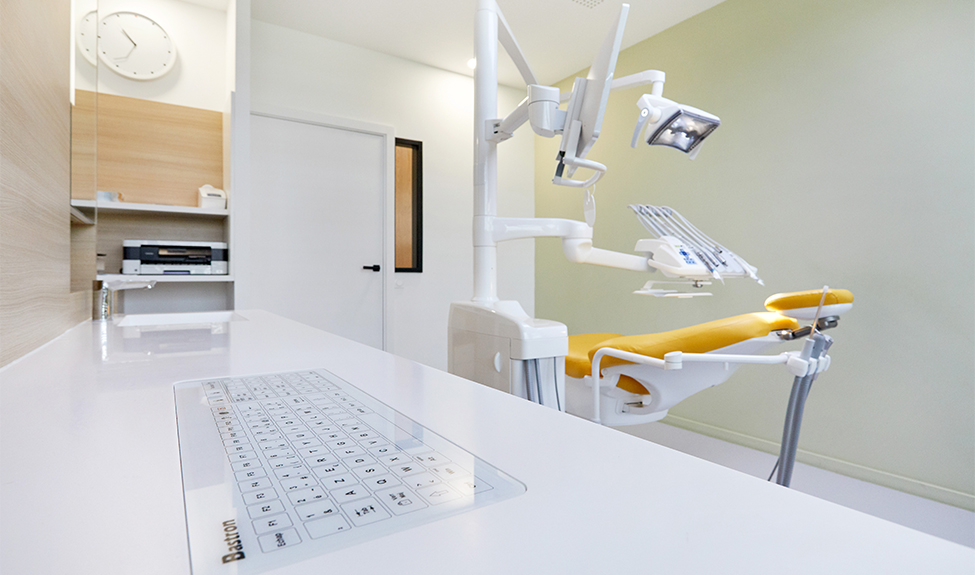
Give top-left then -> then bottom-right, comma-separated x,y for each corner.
249,113 -> 386,349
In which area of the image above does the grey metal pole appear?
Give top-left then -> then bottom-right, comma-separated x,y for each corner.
775,333 -> 827,487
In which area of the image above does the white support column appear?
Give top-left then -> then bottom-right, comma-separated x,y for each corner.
473,0 -> 500,304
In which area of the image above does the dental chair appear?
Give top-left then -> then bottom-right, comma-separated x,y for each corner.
563,288 -> 853,486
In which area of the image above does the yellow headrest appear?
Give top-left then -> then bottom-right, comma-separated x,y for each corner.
764,289 -> 853,312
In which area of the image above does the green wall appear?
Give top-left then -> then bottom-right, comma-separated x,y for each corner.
535,0 -> 974,508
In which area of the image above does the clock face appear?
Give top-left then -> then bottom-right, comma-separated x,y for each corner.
98,12 -> 177,80
76,10 -> 98,66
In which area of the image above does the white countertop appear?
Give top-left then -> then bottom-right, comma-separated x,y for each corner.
1,310 -> 972,574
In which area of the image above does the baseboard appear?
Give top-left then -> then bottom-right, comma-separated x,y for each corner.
661,414 -> 975,512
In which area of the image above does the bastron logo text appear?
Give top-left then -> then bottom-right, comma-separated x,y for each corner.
222,519 -> 245,563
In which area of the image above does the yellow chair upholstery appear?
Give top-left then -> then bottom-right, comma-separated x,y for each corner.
765,289 -> 853,313
570,312 -> 800,395
566,333 -> 622,378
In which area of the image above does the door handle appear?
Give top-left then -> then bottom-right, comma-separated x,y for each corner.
362,264 -> 381,272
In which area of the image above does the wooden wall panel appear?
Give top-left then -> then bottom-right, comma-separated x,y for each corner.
73,90 -> 224,207
71,89 -> 97,201
1,0 -> 90,367
70,223 -> 97,293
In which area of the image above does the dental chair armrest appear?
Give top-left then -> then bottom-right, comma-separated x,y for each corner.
589,348 -> 668,425
661,351 -> 792,370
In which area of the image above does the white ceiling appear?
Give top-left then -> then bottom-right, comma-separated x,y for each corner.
251,0 -> 725,88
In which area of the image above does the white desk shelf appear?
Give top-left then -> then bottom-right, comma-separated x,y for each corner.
97,273 -> 234,283
71,198 -> 229,218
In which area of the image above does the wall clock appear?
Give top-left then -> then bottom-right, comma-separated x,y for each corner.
76,10 -> 98,66
98,11 -> 177,80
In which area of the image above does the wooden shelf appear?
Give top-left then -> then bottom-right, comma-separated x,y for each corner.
70,206 -> 95,225
97,274 -> 234,283
71,199 -> 228,218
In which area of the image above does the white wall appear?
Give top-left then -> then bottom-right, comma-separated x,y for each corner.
74,0 -> 228,112
242,21 -> 535,370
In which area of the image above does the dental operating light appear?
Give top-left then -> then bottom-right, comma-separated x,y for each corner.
631,90 -> 720,159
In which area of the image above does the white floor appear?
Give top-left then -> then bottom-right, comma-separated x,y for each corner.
621,422 -> 975,549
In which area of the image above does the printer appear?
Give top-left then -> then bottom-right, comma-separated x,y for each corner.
122,240 -> 228,275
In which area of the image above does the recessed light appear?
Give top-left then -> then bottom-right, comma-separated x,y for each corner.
467,58 -> 476,69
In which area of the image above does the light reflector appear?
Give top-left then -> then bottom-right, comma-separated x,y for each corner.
647,110 -> 720,155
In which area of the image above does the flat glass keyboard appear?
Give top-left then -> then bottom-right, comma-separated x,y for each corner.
175,369 -> 525,574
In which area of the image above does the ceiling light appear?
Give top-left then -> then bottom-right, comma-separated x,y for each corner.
467,58 -> 476,69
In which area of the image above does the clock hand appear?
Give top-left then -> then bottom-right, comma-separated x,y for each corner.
114,43 -> 136,61
121,27 -> 137,47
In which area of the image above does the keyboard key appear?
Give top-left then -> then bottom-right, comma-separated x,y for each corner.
321,473 -> 356,488
341,498 -> 391,527
412,451 -> 450,466
305,453 -> 338,467
269,455 -> 301,469
247,499 -> 285,519
450,476 -> 493,496
363,473 -> 400,491
294,499 -> 340,521
390,463 -> 423,477
342,455 -> 376,469
287,486 -> 327,506
231,460 -> 260,472
253,513 -> 292,535
369,445 -> 399,457
402,472 -> 439,490
274,466 -> 309,480
280,475 -> 316,492
416,484 -> 462,505
333,446 -> 365,458
378,453 -> 410,467
258,528 -> 301,553
235,468 -> 267,482
229,451 -> 257,463
330,485 -> 369,504
325,439 -> 354,451
351,465 -> 383,480
311,464 -> 345,479
242,488 -> 279,505
264,448 -> 296,459
239,477 -> 273,492
304,514 -> 350,539
375,487 -> 427,515
294,438 -> 321,450
429,464 -> 471,481
298,446 -> 329,458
